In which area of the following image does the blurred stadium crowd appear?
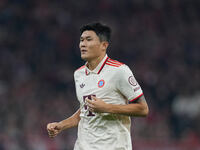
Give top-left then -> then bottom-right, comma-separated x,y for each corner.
0,0 -> 199,149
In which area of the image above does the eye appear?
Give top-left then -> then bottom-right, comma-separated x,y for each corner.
86,38 -> 92,41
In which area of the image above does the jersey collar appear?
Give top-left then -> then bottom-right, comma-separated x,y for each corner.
85,54 -> 109,75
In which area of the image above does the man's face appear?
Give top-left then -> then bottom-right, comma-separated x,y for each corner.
79,30 -> 106,61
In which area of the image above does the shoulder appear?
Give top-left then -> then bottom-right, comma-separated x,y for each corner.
74,65 -> 85,76
105,58 -> 132,76
105,58 -> 131,71
76,65 -> 85,71
105,58 -> 124,68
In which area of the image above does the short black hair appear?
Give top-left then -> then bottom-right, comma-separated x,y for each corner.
80,22 -> 111,42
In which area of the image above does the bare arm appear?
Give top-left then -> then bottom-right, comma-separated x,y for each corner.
107,96 -> 149,117
59,109 -> 81,130
86,95 -> 149,117
47,109 -> 81,138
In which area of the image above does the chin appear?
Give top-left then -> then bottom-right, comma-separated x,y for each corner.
81,55 -> 89,61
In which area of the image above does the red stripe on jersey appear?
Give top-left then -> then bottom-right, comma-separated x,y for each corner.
106,61 -> 121,66
97,57 -> 109,74
107,60 -> 122,65
76,65 -> 85,71
108,58 -> 123,65
105,63 -> 121,67
129,93 -> 143,102
85,69 -> 89,75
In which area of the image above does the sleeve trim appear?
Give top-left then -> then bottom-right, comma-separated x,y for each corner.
129,93 -> 143,102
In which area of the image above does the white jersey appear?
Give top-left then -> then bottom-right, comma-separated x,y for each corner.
74,54 -> 143,150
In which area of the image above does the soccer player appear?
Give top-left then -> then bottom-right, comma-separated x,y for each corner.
47,22 -> 149,150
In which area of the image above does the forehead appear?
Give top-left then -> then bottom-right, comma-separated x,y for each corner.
80,30 -> 98,38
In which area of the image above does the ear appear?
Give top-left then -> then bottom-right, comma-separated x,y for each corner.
101,41 -> 109,51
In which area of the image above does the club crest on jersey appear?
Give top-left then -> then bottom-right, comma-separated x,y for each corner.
128,76 -> 137,86
98,79 -> 105,88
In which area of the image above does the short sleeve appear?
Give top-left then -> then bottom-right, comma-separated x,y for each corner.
116,65 -> 143,102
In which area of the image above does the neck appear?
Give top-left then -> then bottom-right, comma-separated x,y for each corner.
87,54 -> 106,70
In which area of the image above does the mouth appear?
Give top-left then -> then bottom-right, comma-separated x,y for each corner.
81,49 -> 87,54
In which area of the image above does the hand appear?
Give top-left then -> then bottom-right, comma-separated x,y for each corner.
47,122 -> 63,138
86,96 -> 110,113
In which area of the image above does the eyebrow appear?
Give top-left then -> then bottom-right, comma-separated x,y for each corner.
80,36 -> 92,40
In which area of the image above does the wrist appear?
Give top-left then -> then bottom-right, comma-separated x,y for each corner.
58,121 -> 65,130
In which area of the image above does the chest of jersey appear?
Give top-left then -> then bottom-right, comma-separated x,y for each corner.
75,70 -> 117,104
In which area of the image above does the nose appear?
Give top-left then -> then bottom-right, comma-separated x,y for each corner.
80,40 -> 86,48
